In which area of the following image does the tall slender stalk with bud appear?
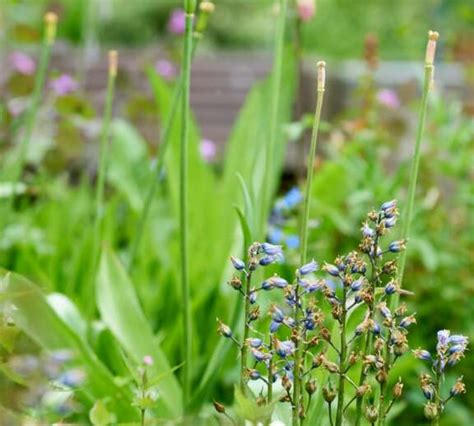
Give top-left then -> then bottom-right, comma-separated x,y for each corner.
396,31 -> 439,290
87,50 -> 118,317
180,0 -> 196,410
292,60 -> 326,426
128,1 -> 215,270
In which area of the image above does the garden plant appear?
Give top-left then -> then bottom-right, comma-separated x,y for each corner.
0,0 -> 471,425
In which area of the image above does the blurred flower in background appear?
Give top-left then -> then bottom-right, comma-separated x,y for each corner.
49,74 -> 79,96
297,0 -> 316,22
9,52 -> 36,75
167,8 -> 186,35
377,88 -> 401,109
155,59 -> 177,80
200,138 -> 217,162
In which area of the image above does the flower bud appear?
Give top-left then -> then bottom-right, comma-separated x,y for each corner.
450,377 -> 466,397
305,378 -> 317,395
213,401 -> 225,413
393,379 -> 404,399
216,319 -> 232,338
230,256 -> 245,271
376,369 -> 387,384
322,382 -> 336,403
108,50 -> 118,77
365,405 -> 378,423
44,12 -> 58,45
425,31 -> 439,66
423,402 -> 438,420
356,384 -> 372,397
297,0 -> 316,22
229,276 -> 242,290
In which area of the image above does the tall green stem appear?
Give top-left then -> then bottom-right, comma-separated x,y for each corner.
180,10 -> 194,409
260,0 -> 287,237
87,51 -> 117,317
292,61 -> 326,426
128,39 -> 200,271
396,31 -> 439,291
8,13 -> 57,212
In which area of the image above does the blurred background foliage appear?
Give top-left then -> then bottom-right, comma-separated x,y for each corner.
3,0 -> 474,59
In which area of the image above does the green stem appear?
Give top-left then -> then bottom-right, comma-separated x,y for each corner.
8,25 -> 53,213
240,271 -> 253,393
180,11 -> 194,410
292,65 -> 325,426
396,63 -> 434,289
128,39 -> 200,271
267,334 -> 273,402
335,291 -> 347,426
260,0 -> 287,237
88,61 -> 116,318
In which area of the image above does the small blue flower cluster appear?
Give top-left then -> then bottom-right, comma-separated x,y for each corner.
414,330 -> 468,422
268,187 -> 303,250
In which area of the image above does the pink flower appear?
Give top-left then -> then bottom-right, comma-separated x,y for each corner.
377,89 -> 400,109
200,138 -> 217,162
143,355 -> 154,366
49,74 -> 79,96
167,8 -> 186,35
297,0 -> 316,22
155,59 -> 177,80
10,52 -> 36,75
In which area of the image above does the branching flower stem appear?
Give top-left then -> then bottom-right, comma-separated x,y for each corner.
335,290 -> 347,426
240,270 -> 253,393
293,61 -> 326,426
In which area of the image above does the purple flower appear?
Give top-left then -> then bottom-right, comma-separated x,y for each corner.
167,9 -> 186,35
275,339 -> 295,358
377,89 -> 400,109
437,330 -> 450,347
230,256 -> 245,271
10,52 -> 36,75
50,74 -> 79,96
413,349 -> 432,361
155,59 -> 177,80
199,138 -> 217,162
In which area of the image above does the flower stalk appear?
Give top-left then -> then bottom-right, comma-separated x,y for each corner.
292,60 -> 325,426
88,50 -> 117,318
9,12 -> 57,211
396,31 -> 439,289
180,5 -> 195,409
128,2 -> 215,270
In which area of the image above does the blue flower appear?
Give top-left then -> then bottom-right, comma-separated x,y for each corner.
247,368 -> 261,380
282,187 -> 302,209
251,348 -> 271,362
270,305 -> 285,323
323,263 -> 340,277
262,280 -> 274,290
249,290 -> 257,304
413,349 -> 432,361
261,242 -> 283,256
385,216 -> 397,228
58,368 -> 85,388
270,320 -> 282,333
286,235 -> 300,249
275,340 -> 295,358
384,280 -> 397,295
372,322 -> 381,335
361,222 -> 375,238
217,319 -> 232,338
298,259 -> 319,275
268,275 -> 288,289
267,226 -> 283,244
437,329 -> 450,349
246,338 -> 263,348
350,277 -> 364,292
380,200 -> 397,211
388,240 -> 406,253
230,256 -> 245,271
449,335 -> 468,346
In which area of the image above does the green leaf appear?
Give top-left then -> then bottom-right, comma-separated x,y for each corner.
96,247 -> 182,418
89,400 -> 115,425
